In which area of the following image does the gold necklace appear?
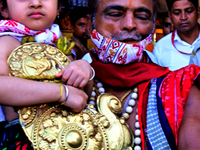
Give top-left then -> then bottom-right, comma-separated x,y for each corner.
89,80 -> 142,149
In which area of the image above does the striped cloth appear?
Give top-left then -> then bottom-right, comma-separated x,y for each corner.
147,78 -> 171,150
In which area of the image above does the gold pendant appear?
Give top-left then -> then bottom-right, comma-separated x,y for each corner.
7,43 -> 134,149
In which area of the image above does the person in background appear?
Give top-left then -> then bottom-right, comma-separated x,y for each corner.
153,0 -> 200,71
162,11 -> 174,36
69,7 -> 92,60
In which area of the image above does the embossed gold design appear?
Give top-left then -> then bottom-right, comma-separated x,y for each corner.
7,43 -> 134,149
7,42 -> 70,79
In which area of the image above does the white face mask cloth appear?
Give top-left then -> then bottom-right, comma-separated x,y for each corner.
91,30 -> 152,65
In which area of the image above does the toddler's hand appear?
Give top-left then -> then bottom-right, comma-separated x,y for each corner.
62,85 -> 88,112
56,60 -> 92,88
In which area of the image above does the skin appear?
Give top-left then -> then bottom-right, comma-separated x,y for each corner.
94,0 -> 154,43
94,0 -> 154,148
169,0 -> 200,44
0,0 -> 93,122
178,84 -> 200,150
94,0 -> 200,149
71,16 -> 92,40
163,17 -> 174,36
2,0 -> 58,31
71,15 -> 92,59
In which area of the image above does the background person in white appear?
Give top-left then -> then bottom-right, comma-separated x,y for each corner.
153,0 -> 200,71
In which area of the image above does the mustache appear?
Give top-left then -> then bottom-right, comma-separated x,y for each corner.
179,20 -> 190,24
111,31 -> 142,42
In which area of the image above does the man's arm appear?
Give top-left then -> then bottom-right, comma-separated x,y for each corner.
178,84 -> 200,149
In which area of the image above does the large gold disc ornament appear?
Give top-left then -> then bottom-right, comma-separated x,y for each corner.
7,42 -> 134,149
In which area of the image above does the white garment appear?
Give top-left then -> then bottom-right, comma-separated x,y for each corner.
153,30 -> 200,71
190,42 -> 200,66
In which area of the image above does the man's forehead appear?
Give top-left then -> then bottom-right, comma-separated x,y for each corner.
98,0 -> 154,12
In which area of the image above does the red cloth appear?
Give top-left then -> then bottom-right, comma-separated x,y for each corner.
90,52 -> 169,89
90,52 -> 200,148
160,64 -> 200,143
90,52 -> 169,149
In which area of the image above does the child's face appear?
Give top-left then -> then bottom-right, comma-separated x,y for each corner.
4,0 -> 59,30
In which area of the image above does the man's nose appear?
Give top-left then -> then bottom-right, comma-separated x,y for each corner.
121,12 -> 136,32
180,11 -> 187,20
29,0 -> 42,8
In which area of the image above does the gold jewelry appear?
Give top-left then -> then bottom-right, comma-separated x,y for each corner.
61,84 -> 69,105
119,89 -> 132,102
58,83 -> 63,102
8,42 -> 134,150
89,67 -> 95,81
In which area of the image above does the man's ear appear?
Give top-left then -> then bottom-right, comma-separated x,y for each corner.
198,6 -> 200,18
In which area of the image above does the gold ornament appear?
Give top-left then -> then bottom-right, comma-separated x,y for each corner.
7,42 -> 134,149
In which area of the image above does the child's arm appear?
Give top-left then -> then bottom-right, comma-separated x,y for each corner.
0,36 -> 88,112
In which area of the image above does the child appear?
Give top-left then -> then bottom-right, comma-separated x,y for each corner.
0,0 -> 93,149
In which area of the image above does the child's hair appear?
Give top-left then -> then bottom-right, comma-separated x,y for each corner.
0,0 -> 69,19
167,0 -> 199,11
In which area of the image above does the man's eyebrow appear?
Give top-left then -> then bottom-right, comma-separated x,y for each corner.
134,7 -> 152,17
102,5 -> 126,14
172,7 -> 193,11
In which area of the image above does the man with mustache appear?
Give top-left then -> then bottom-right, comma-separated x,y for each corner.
153,0 -> 200,71
69,7 -> 92,60
87,0 -> 200,149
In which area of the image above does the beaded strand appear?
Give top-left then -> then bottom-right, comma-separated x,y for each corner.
89,80 -> 141,150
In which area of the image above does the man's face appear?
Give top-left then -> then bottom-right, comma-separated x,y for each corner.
94,0 -> 154,43
163,17 -> 174,36
72,17 -> 92,39
170,0 -> 199,34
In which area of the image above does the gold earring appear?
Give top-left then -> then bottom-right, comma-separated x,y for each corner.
57,12 -> 60,19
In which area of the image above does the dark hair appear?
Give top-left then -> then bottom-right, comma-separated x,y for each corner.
162,12 -> 169,24
69,6 -> 89,26
167,0 -> 199,11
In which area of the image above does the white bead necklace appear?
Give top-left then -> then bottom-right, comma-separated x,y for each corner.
89,80 -> 141,150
